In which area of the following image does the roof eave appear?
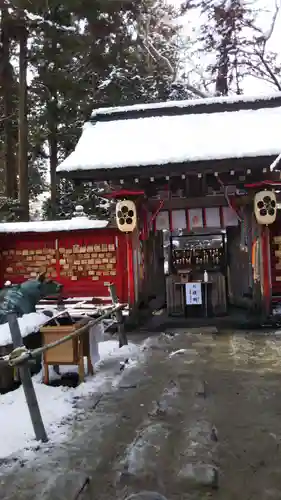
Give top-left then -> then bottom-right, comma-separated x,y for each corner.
57,155 -> 278,181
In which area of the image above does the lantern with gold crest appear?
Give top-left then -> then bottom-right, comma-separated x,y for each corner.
116,199 -> 137,232
254,190 -> 277,225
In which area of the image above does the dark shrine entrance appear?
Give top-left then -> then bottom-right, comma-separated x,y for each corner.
166,230 -> 227,317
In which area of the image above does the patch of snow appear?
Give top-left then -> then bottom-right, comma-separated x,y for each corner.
98,340 -> 140,362
24,10 -> 76,32
229,335 -> 268,365
213,0 -> 233,9
29,191 -> 49,221
0,218 -> 108,234
178,463 -> 218,486
125,493 -> 168,500
0,312 -> 49,347
0,339 -> 143,461
150,384 -> 180,417
119,382 -> 181,478
57,106 -> 281,173
169,348 -> 188,357
177,414 -> 217,486
122,422 -> 169,476
52,340 -> 140,379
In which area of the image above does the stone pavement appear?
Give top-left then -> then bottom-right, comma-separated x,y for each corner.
1,328 -> 281,500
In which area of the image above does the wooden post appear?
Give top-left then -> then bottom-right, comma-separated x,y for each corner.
78,337 -> 85,383
109,284 -> 128,347
8,313 -> 48,443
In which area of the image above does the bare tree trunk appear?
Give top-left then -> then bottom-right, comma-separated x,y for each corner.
18,16 -> 29,220
214,2 -> 238,96
48,36 -> 58,218
48,107 -> 58,217
215,37 -> 229,95
1,8 -> 17,199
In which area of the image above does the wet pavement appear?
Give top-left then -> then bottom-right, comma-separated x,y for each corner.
2,328 -> 281,499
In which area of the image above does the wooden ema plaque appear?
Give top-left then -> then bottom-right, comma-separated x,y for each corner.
1,246 -> 57,280
273,236 -> 281,282
0,241 -> 117,283
58,243 -> 117,281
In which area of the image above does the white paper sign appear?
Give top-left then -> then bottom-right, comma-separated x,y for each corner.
188,208 -> 203,229
205,207 -> 220,228
185,282 -> 202,305
156,211 -> 169,230
223,206 -> 238,227
172,209 -> 187,229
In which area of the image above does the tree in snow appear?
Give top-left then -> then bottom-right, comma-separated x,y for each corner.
0,3 -> 47,219
241,1 -> 281,91
2,0 -> 196,219
0,5 -> 20,200
181,0 -> 281,95
88,0 -> 203,105
42,179 -> 111,221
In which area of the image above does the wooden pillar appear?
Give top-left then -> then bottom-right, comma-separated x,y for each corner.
260,225 -> 271,317
126,233 -> 135,306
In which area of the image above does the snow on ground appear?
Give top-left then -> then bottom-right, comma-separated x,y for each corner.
0,339 -> 143,461
0,312 -> 49,347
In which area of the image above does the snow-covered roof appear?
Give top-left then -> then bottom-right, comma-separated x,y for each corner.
90,92 -> 281,118
57,92 -> 281,174
0,217 -> 108,234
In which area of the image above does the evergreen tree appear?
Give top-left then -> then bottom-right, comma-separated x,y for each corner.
0,3 -> 47,218
2,0 -> 198,220
24,0 -> 191,219
42,179 -> 110,220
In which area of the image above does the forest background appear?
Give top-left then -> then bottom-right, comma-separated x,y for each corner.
0,0 -> 280,221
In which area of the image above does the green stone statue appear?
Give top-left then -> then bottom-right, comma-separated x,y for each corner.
0,272 -> 63,324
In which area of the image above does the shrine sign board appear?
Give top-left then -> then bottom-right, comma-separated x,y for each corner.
185,282 -> 202,305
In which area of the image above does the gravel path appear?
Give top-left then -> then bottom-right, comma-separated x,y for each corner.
1,328 -> 281,500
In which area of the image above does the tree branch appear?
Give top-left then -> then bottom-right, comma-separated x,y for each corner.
262,0 -> 279,43
146,38 -> 176,76
150,38 -> 210,97
137,11 -> 210,99
0,114 -> 14,122
255,50 -> 281,90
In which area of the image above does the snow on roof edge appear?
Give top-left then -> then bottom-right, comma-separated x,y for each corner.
0,217 -> 109,234
57,138 -> 280,174
90,91 -> 281,119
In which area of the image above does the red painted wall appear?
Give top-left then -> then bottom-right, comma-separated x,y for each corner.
0,228 -> 130,304
270,221 -> 281,306
261,226 -> 271,314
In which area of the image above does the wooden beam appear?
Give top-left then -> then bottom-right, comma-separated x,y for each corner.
147,195 -> 228,210
185,177 -> 190,197
202,173 -> 207,194
235,195 -> 253,206
57,155 -> 278,181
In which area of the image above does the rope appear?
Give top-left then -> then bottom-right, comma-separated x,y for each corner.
0,303 -> 124,368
